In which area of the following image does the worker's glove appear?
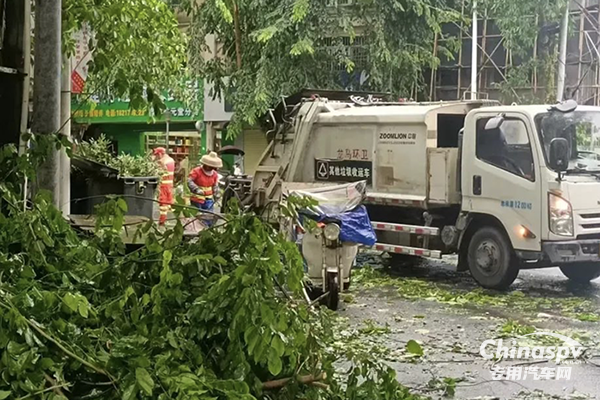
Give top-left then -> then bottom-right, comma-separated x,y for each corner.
194,188 -> 204,196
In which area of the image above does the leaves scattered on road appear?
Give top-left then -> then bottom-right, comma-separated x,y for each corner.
352,266 -> 600,323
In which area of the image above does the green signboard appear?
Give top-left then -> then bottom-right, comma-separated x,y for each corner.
72,99 -> 201,124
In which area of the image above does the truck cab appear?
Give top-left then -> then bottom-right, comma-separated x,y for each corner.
246,93 -> 600,289
462,101 -> 600,287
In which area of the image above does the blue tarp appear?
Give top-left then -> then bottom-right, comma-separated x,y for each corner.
308,205 -> 376,247
290,181 -> 375,246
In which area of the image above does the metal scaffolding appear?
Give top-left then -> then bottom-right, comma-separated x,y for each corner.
430,0 -> 600,105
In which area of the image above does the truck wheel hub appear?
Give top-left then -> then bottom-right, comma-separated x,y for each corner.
475,240 -> 500,273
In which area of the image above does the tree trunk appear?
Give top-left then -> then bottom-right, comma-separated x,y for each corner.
32,0 -> 62,206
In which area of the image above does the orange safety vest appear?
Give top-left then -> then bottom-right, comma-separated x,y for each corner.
160,157 -> 175,187
189,166 -> 217,204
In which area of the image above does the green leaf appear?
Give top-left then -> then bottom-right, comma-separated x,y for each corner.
117,198 -> 128,213
406,340 -> 424,356
292,0 -> 310,22
122,383 -> 137,400
78,301 -> 89,318
214,255 -> 227,265
141,294 -> 151,307
267,347 -> 282,376
163,250 -> 173,268
246,327 -> 260,355
63,293 -> 79,312
216,0 -> 233,23
290,38 -> 314,56
136,368 -> 154,396
272,335 -> 285,357
0,391 -> 11,400
254,26 -> 279,43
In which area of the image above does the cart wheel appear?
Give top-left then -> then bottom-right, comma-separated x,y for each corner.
326,272 -> 339,311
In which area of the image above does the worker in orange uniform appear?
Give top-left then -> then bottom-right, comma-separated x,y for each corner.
188,151 -> 222,212
152,147 -> 175,225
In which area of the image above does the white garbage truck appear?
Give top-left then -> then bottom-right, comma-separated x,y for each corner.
241,91 -> 600,289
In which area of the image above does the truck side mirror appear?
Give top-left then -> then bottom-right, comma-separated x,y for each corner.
485,115 -> 505,131
549,138 -> 570,172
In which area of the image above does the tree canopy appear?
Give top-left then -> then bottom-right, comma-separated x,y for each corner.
0,140 -> 423,400
187,0 -> 460,136
62,0 -> 188,112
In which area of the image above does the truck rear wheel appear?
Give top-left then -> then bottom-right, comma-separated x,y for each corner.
467,227 -> 519,290
559,263 -> 600,283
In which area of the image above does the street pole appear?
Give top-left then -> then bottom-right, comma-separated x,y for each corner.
60,55 -> 71,216
556,3 -> 569,102
19,0 -> 31,152
20,0 -> 32,210
31,0 -> 62,206
206,122 -> 215,152
165,110 -> 171,152
471,1 -> 478,100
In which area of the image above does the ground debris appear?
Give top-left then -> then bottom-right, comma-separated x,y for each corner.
353,265 -> 600,323
512,389 -> 591,399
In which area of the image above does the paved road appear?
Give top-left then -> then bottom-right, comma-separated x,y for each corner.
340,254 -> 600,399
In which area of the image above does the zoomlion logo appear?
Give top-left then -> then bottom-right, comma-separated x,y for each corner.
480,332 -> 586,363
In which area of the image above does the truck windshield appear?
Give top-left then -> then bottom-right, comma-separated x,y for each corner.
536,110 -> 600,173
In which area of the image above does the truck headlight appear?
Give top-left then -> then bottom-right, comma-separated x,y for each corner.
549,193 -> 573,237
323,223 -> 341,241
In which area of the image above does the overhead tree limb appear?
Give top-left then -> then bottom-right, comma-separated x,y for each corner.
262,372 -> 327,390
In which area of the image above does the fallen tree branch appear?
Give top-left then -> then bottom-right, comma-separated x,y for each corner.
309,381 -> 329,390
44,373 -> 68,397
16,384 -> 71,400
262,372 -> 327,390
274,277 -> 294,302
26,318 -> 116,383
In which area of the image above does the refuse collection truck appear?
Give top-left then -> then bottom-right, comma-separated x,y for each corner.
243,92 -> 600,289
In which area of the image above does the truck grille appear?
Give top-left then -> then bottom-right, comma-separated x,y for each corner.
580,213 -> 600,219
576,211 -> 600,237
581,223 -> 600,229
577,233 -> 600,240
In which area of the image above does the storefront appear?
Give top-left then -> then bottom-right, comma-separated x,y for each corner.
71,97 -> 207,176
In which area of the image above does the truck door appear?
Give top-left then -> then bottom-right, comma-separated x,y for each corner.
462,112 -> 542,252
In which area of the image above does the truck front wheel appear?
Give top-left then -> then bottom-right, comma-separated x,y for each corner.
559,263 -> 600,283
467,227 -> 519,290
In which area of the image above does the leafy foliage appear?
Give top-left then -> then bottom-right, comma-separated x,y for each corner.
349,0 -> 460,95
477,0 -> 568,103
186,0 -> 460,136
426,377 -> 459,397
62,0 -> 188,112
0,141 -> 422,399
75,134 -> 161,177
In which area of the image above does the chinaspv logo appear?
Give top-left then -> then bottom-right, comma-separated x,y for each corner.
479,332 -> 586,382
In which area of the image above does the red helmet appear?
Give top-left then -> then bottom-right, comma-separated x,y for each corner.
153,147 -> 166,156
